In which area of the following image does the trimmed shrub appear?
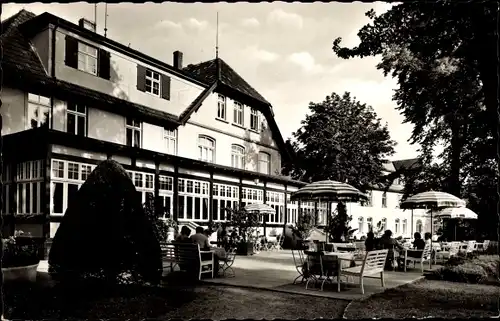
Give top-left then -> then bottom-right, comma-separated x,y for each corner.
48,160 -> 162,285
433,263 -> 488,284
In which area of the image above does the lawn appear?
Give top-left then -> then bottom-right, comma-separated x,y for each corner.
3,280 -> 348,320
344,278 -> 500,319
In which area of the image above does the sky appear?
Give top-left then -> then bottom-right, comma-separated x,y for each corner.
3,2 -> 420,161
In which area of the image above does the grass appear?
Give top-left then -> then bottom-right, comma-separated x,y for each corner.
344,279 -> 500,319
3,279 -> 348,319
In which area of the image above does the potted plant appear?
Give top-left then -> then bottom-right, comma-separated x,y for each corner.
2,230 -> 40,283
291,211 -> 314,250
226,208 -> 259,255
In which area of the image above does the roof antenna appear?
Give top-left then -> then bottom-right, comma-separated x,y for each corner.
215,11 -> 219,59
104,3 -> 108,38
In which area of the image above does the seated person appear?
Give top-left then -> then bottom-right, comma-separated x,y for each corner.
175,226 -> 192,243
379,230 -> 404,270
365,231 -> 376,251
407,232 -> 425,259
190,226 -> 211,251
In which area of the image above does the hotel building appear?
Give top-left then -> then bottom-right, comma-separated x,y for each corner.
0,10 -> 428,255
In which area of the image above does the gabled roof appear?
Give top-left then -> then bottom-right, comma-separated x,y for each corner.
1,10 -> 47,78
393,158 -> 421,171
183,58 -> 270,106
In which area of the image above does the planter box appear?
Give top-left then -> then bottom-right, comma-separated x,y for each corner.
237,242 -> 254,256
2,263 -> 39,283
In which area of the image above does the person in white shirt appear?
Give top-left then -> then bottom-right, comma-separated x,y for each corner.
190,227 -> 211,251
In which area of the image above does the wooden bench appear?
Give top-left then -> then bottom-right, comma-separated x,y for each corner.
338,249 -> 389,294
161,242 -> 215,280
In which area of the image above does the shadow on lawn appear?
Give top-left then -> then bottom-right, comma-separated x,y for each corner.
3,274 -> 201,319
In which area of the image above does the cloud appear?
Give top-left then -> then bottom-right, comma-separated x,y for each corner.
267,9 -> 303,30
245,46 -> 280,63
155,20 -> 182,31
241,17 -> 260,28
287,52 -> 323,73
185,18 -> 209,31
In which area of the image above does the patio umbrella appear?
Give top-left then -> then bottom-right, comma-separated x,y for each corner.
435,207 -> 478,240
291,180 -> 368,242
399,191 -> 466,268
244,203 -> 275,238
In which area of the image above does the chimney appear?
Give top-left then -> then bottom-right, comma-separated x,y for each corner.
79,18 -> 96,32
173,51 -> 183,69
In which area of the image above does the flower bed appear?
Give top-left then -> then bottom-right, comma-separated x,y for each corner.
430,255 -> 499,284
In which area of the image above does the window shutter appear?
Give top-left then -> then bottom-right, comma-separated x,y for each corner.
98,49 -> 111,80
161,74 -> 171,100
65,36 -> 78,68
136,65 -> 147,92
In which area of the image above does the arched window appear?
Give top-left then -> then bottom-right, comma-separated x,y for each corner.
367,217 -> 373,232
231,144 -> 245,169
358,217 -> 364,233
258,152 -> 271,174
402,219 -> 407,234
381,217 -> 387,231
198,135 -> 215,163
416,219 -> 423,234
395,218 -> 400,234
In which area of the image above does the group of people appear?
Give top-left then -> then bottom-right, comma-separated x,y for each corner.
175,226 -> 212,251
364,230 -> 432,270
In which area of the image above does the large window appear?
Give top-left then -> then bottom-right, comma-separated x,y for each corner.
241,187 -> 264,209
250,108 -> 259,131
402,219 -> 407,234
266,191 -> 284,224
178,178 -> 209,221
233,101 -> 244,126
127,170 -> 154,204
217,94 -> 226,120
66,102 -> 86,136
416,219 -> 423,233
2,164 -> 12,214
158,175 -> 174,218
286,194 -> 298,225
126,118 -> 142,148
381,217 -> 387,231
382,192 -> 387,208
367,217 -> 373,232
358,217 -> 364,233
164,129 -> 177,155
16,160 -> 44,215
27,94 -> 51,129
395,218 -> 400,234
231,145 -> 245,169
77,42 -> 98,75
212,183 -> 239,221
258,152 -> 271,175
198,136 -> 215,163
51,160 -> 96,215
145,69 -> 161,96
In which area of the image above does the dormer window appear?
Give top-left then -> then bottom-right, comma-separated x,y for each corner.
65,36 -> 110,80
78,42 -> 98,75
136,65 -> 171,100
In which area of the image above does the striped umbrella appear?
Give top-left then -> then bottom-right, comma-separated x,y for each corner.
244,203 -> 276,237
244,203 -> 275,214
291,180 -> 368,242
435,207 -> 478,220
400,191 -> 466,268
290,180 -> 368,202
400,191 -> 466,210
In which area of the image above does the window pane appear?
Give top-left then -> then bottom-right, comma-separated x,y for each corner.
194,198 -> 200,220
25,183 -> 31,214
67,113 -> 76,134
126,129 -> 133,146
212,199 -> 218,221
27,104 -> 39,129
53,182 -> 63,214
77,115 -> 85,136
179,196 -> 185,219
68,184 -> 79,209
134,130 -> 141,148
32,182 -> 38,214
186,196 -> 193,219
203,199 -> 209,220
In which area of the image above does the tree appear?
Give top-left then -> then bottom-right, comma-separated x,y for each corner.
283,92 -> 396,191
332,2 -> 498,240
226,208 -> 260,242
49,160 -> 162,285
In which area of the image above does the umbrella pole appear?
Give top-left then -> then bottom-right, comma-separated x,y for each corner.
430,209 -> 433,269
411,209 -> 414,236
